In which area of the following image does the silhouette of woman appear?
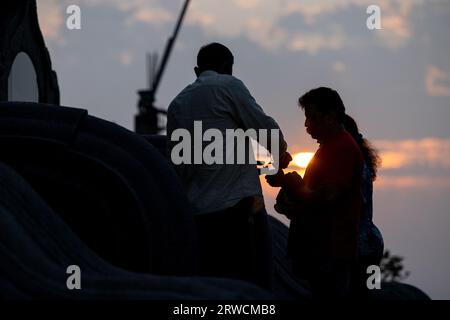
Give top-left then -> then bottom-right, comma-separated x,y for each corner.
342,115 -> 384,287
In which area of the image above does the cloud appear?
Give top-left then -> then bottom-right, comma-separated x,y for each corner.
36,0 -> 65,42
374,137 -> 450,189
186,11 -> 215,28
119,51 -> 134,66
332,61 -> 347,73
370,0 -> 417,48
425,66 -> 450,97
375,137 -> 450,169
288,31 -> 345,54
36,0 -> 179,49
245,17 -> 288,50
186,0 -> 352,53
282,0 -> 369,24
187,0 -> 427,52
281,0 -> 425,48
186,0 -> 283,43
375,175 -> 450,188
129,7 -> 174,25
83,0 -> 175,25
36,0 -> 428,53
233,0 -> 262,10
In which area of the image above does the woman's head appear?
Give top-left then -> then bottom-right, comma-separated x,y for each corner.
298,87 -> 346,142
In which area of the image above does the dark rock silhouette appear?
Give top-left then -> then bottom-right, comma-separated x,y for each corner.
0,160 -> 271,299
0,102 -> 198,276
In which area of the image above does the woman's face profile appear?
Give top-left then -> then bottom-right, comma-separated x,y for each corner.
304,107 -> 325,141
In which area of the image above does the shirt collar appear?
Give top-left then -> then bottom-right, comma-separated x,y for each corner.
198,70 -> 219,78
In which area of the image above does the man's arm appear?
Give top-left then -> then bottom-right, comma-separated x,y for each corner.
226,78 -> 288,157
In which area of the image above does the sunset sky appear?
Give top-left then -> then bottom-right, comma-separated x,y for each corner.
36,0 -> 450,299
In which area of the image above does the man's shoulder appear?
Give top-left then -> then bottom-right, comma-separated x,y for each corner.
168,84 -> 193,111
224,74 -> 246,88
205,73 -> 244,89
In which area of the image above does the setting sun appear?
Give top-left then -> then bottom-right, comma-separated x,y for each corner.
292,152 -> 315,169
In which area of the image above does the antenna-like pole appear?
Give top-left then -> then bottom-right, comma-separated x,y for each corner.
151,0 -> 191,97
135,0 -> 190,134
146,53 -> 152,89
146,52 -> 158,89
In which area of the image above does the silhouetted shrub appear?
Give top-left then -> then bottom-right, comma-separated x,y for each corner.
380,250 -> 410,282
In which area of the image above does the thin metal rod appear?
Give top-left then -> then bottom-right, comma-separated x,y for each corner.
151,0 -> 191,97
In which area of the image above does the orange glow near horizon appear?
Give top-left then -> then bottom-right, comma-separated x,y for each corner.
289,152 -> 315,177
292,152 -> 315,168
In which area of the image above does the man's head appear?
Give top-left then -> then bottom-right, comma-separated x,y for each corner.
298,87 -> 346,142
195,42 -> 234,76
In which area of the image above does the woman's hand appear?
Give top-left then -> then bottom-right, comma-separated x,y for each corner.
279,151 -> 293,169
283,172 -> 304,195
274,189 -> 297,219
265,151 -> 293,187
265,169 -> 285,187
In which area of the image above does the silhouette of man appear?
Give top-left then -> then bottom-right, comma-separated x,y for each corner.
167,42 -> 290,288
268,87 -> 363,298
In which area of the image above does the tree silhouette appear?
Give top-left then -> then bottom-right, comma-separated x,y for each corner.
380,250 -> 410,282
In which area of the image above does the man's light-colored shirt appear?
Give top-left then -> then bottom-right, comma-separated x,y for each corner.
167,70 -> 287,215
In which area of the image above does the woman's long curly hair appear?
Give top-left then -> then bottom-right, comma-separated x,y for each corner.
343,114 -> 381,181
